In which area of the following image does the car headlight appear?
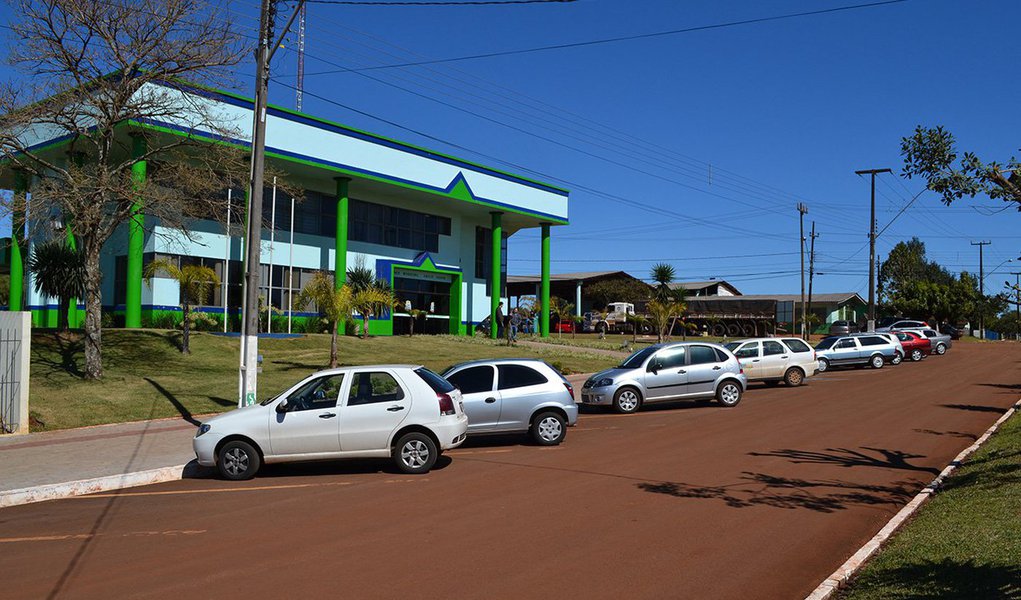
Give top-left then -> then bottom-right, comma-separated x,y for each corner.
595,377 -> 613,387
196,423 -> 211,437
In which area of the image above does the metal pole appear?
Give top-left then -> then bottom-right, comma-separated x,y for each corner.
223,189 -> 231,333
971,240 -> 990,339
807,221 -> 817,338
1015,272 -> 1020,342
797,202 -> 808,340
855,168 -> 891,332
288,191 -> 295,334
268,177 -> 277,333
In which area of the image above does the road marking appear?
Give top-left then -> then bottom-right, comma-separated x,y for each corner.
74,482 -> 353,499
0,530 -> 206,544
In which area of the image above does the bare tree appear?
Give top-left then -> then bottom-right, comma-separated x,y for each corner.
0,0 -> 247,378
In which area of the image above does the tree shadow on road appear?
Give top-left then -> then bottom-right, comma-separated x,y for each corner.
940,403 -> 1008,413
637,472 -> 917,513
747,446 -> 941,476
847,558 -> 1021,599
913,428 -> 978,440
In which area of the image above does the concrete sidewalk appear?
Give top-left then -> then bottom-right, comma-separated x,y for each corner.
1,373 -> 593,507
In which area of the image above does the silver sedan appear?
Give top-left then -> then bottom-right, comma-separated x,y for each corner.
581,342 -> 747,413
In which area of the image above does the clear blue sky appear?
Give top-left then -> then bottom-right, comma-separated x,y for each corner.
5,0 -> 1020,296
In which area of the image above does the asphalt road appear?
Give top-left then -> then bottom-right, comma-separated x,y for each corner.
2,343 -> 1018,600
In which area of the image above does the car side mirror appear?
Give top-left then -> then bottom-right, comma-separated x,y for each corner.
647,361 -> 660,374
276,400 -> 290,413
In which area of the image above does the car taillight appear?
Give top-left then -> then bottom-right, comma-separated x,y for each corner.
437,393 -> 456,416
739,366 -> 744,374
564,381 -> 574,397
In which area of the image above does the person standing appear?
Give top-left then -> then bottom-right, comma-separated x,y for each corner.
509,308 -> 522,343
495,301 -> 505,339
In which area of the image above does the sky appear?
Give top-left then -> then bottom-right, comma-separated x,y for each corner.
3,0 -> 1020,297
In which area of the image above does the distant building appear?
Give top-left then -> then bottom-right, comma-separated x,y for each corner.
507,270 -> 648,316
668,280 -> 741,297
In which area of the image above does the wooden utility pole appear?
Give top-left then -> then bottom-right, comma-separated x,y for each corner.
855,168 -> 891,332
798,203 -> 808,340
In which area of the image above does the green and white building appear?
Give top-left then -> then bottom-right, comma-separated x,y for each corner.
3,79 -> 568,336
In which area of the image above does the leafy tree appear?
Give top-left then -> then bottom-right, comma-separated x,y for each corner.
878,238 -> 953,307
0,0 -> 246,379
650,263 -> 676,301
351,287 -> 394,340
901,125 -> 1020,209
28,240 -> 85,330
585,277 -> 650,309
647,300 -> 684,343
294,272 -> 353,367
346,265 -> 376,292
144,258 -> 219,354
550,296 -> 574,339
395,299 -> 427,337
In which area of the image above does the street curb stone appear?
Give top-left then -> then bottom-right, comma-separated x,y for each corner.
804,399 -> 1021,600
0,461 -> 207,508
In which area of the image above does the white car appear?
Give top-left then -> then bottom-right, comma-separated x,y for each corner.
723,337 -> 818,386
194,365 -> 468,480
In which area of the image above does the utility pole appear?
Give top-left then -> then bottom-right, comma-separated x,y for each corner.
1010,271 -> 1021,342
971,240 -> 991,340
807,222 -> 818,339
797,203 -> 809,340
855,168 -> 891,332
240,0 -> 305,407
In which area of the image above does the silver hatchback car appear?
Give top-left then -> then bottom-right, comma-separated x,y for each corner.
442,359 -> 579,445
581,342 -> 747,413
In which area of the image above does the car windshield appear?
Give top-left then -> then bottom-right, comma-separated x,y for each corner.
723,342 -> 740,351
619,346 -> 659,369
815,338 -> 836,350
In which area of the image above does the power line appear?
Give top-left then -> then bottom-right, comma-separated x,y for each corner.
307,0 -> 572,4
302,0 -> 911,74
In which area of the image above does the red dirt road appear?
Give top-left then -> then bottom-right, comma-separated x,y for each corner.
1,343 -> 1018,599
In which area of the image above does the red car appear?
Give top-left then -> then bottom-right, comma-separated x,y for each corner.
894,331 -> 931,361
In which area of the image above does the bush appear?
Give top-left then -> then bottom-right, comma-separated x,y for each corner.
143,312 -> 181,330
189,312 -> 221,332
101,312 -> 115,329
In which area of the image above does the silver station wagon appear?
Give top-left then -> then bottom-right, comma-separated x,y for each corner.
581,342 -> 747,413
814,334 -> 899,372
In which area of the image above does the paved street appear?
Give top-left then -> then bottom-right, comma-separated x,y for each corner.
1,343 -> 1017,599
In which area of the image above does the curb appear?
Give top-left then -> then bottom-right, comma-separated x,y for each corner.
804,399 -> 1021,600
0,461 -> 205,509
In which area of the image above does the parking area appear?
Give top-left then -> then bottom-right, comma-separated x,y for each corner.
0,343 -> 1017,599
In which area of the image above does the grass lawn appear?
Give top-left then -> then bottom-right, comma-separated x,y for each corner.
839,410 -> 1021,599
28,330 -> 618,432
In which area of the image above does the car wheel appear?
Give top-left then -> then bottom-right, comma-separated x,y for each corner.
393,432 -> 438,475
217,440 -> 261,481
716,381 -> 742,407
612,387 -> 642,414
870,354 -> 885,369
891,353 -> 903,366
784,367 -> 805,387
911,349 -> 923,362
936,343 -> 947,355
531,411 -> 567,446
818,358 -> 829,373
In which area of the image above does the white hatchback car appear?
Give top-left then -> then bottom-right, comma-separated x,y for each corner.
194,365 -> 468,480
723,337 -> 818,386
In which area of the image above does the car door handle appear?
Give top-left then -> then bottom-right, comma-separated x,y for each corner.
781,355 -> 789,359
678,369 -> 686,374
387,405 -> 405,412
318,412 -> 337,419
712,366 -> 722,370
752,359 -> 760,362
484,397 -> 497,404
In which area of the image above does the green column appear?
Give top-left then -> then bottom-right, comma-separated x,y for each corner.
540,223 -> 551,338
65,152 -> 84,328
335,177 -> 350,289
490,212 -> 502,339
8,170 -> 27,311
125,134 -> 146,328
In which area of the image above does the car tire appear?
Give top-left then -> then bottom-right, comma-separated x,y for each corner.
936,343 -> 947,355
612,387 -> 642,414
870,354 -> 885,369
891,353 -> 903,366
818,358 -> 829,373
531,411 -> 567,446
783,367 -> 805,387
217,440 -> 261,481
911,349 -> 923,362
393,432 -> 438,475
716,380 -> 742,407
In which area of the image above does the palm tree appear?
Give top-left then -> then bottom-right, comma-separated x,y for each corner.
396,298 -> 427,336
28,240 -> 85,331
550,297 -> 575,339
346,265 -> 375,292
144,258 -> 220,354
647,300 -> 684,343
629,312 -> 649,343
351,287 -> 394,339
294,271 -> 354,367
650,263 -> 676,302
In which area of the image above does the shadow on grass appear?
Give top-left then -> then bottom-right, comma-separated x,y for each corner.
144,378 -> 199,426
31,330 -> 186,381
747,446 -> 941,476
270,359 -> 330,371
848,558 -> 1021,599
636,472 -> 917,513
